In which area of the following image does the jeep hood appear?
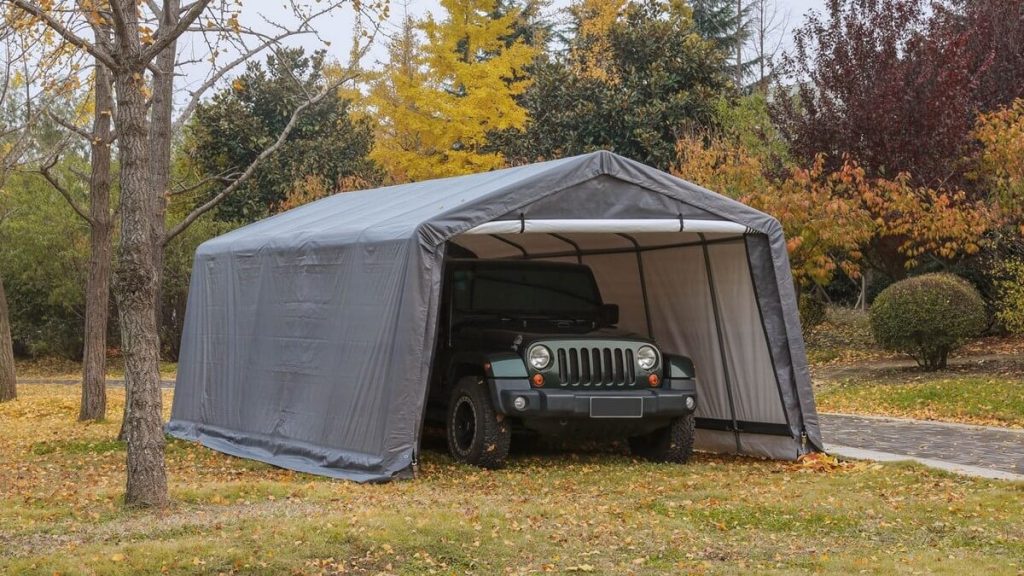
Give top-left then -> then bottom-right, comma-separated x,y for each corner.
454,323 -> 652,353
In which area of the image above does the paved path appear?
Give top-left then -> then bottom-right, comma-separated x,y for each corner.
821,412 -> 1024,480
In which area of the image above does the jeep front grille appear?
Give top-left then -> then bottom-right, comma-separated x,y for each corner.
555,346 -> 635,387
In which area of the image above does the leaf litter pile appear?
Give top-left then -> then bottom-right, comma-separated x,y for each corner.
2,385 -> 1022,575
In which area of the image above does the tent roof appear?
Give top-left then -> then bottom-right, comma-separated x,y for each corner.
199,151 -> 781,255
168,150 -> 819,482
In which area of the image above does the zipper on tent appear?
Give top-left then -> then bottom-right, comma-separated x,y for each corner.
699,233 -> 742,454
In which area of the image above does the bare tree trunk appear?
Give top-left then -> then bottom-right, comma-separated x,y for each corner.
0,274 -> 16,403
114,62 -> 168,507
118,1 -> 177,441
757,0 -> 765,86
80,63 -> 114,422
736,0 -> 743,87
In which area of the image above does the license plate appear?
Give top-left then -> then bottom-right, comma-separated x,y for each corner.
589,396 -> 644,418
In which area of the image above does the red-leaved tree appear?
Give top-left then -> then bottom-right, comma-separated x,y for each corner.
773,0 -> 986,189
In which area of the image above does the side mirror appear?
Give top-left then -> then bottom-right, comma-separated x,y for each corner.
597,303 -> 619,326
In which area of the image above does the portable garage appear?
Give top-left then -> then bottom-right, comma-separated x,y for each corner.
167,150 -> 823,482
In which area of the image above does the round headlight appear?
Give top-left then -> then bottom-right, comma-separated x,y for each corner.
637,345 -> 659,370
528,345 -> 552,370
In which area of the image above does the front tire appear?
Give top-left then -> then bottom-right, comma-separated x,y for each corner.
629,414 -> 695,463
446,376 -> 511,469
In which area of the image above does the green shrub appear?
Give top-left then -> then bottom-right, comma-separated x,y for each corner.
869,273 -> 986,370
994,259 -> 1024,334
799,293 -> 827,329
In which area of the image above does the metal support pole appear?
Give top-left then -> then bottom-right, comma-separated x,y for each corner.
617,233 -> 654,338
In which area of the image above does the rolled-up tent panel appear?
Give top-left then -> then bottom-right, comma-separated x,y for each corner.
168,150 -> 821,482
465,218 -> 750,235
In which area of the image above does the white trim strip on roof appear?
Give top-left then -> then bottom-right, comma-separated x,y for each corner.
464,219 -> 749,235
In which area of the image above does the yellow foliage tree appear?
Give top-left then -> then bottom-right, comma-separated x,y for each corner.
368,1 -> 538,182
974,98 -> 1024,234
566,0 -> 626,80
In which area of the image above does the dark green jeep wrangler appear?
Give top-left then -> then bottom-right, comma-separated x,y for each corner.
428,257 -> 698,468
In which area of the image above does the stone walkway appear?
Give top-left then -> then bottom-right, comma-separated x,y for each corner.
821,412 -> 1024,480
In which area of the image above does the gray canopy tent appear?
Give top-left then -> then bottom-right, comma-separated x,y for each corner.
168,150 -> 822,482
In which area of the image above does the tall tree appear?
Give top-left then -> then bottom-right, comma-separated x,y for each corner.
0,32 -> 17,403
772,0 -> 984,189
40,55 -> 115,422
746,0 -> 787,89
0,19 -> 77,401
493,0 -> 730,169
6,0 -> 379,508
938,0 -> 1024,112
81,62 -> 113,421
0,193 -> 13,403
186,48 -> 378,223
690,0 -> 753,85
368,0 -> 538,181
33,2 -> 344,428
0,273 -> 13,402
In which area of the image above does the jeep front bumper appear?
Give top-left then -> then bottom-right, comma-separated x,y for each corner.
488,377 -> 697,419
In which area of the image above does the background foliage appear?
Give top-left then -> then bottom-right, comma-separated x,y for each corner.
186,48 -> 379,224
3,0 -> 1024,361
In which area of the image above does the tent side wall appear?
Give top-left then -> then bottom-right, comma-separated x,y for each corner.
168,235 -> 431,481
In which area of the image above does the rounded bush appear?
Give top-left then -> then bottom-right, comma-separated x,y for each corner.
869,273 -> 987,370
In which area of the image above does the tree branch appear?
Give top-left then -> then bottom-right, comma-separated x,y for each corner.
163,74 -> 355,244
39,153 -> 93,226
171,4 -> 341,133
47,109 -> 92,140
168,168 -> 238,196
140,0 -> 212,64
6,0 -> 119,71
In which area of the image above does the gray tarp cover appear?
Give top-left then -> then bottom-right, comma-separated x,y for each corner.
167,151 -> 822,482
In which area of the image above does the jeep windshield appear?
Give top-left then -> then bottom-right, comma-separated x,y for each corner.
450,260 -> 603,323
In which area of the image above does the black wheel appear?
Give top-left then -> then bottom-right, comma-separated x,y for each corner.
629,414 -> 695,463
446,376 -> 511,469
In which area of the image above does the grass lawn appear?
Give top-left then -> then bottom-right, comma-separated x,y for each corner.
816,369 -> 1024,428
1,385 -> 1022,575
807,306 -> 1024,428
